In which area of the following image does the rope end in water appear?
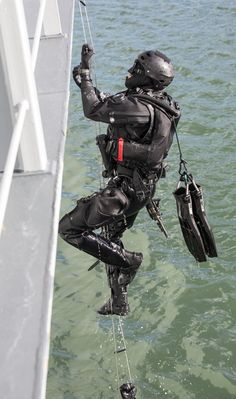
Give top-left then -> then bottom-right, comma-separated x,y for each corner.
114,348 -> 126,354
120,382 -> 137,398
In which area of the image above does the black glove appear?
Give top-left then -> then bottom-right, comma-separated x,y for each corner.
72,64 -> 82,87
81,43 -> 94,69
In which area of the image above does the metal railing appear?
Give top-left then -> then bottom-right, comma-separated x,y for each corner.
0,101 -> 29,234
32,0 -> 49,71
32,0 -> 62,71
0,0 -> 62,235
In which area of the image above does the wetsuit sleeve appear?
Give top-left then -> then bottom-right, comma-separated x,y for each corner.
80,75 -> 150,124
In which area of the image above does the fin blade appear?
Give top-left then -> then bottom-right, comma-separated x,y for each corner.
189,183 -> 218,258
174,186 -> 207,262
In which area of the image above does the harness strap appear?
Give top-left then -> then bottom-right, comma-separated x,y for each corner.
133,94 -> 180,118
144,103 -> 155,138
116,164 -> 162,181
116,165 -> 133,178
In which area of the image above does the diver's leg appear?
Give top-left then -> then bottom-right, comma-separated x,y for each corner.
59,194 -> 143,271
98,213 -> 139,316
98,174 -> 156,316
98,264 -> 130,316
59,216 -> 143,271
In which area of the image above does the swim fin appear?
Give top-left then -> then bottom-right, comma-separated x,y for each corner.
189,181 -> 217,258
173,183 -> 207,262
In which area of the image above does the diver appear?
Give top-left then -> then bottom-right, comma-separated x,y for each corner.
59,44 -> 181,316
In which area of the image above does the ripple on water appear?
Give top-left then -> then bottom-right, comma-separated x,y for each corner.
48,1 -> 236,398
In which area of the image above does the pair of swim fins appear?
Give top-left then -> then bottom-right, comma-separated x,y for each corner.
173,179 -> 217,262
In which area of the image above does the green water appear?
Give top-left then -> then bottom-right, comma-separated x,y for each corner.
46,1 -> 236,398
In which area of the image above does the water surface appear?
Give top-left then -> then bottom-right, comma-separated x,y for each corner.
47,1 -> 236,398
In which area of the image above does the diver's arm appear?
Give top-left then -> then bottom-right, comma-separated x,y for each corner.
73,65 -> 106,105
75,44 -> 150,124
112,112 -> 173,167
122,139 -> 167,167
80,77 -> 150,123
80,74 -> 107,121
75,66 -> 150,123
73,43 -> 105,120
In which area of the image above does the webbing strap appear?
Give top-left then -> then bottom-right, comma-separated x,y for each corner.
172,119 -> 191,183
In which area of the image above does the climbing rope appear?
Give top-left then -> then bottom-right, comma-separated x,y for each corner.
78,0 -> 97,86
77,4 -> 135,395
102,224 -> 135,397
111,315 -> 135,398
78,1 -> 88,43
78,0 -> 103,188
173,118 -> 192,184
112,316 -> 120,397
118,316 -> 133,382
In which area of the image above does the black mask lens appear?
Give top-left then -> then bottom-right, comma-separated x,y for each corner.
128,60 -> 143,75
128,61 -> 137,74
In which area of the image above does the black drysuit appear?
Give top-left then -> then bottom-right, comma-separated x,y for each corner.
59,74 -> 180,275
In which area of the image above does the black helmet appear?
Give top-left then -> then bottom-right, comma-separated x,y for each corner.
126,50 -> 174,90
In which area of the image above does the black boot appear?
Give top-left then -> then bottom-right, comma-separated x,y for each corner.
98,265 -> 130,316
118,267 -> 140,287
67,231 -> 143,271
98,296 -> 129,316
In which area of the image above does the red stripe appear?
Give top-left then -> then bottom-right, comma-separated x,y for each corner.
117,138 -> 124,162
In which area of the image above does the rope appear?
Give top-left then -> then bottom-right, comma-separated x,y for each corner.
78,3 -> 134,394
78,1 -> 98,87
102,225 -> 134,395
173,118 -> 190,182
112,316 -> 134,395
112,316 -> 121,397
78,1 -> 87,43
84,4 -> 95,53
78,0 -> 103,188
118,317 -> 133,382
